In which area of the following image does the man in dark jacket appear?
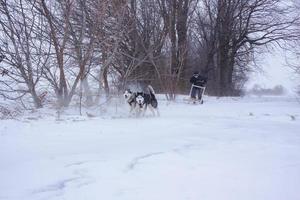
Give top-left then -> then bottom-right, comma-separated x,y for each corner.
190,71 -> 207,101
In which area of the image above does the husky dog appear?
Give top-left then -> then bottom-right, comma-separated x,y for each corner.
123,89 -> 137,115
135,85 -> 159,117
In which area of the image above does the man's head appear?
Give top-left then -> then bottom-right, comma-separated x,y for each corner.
193,71 -> 200,77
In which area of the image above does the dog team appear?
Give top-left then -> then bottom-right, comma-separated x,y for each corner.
123,85 -> 160,117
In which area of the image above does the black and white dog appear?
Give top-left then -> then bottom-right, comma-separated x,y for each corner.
135,85 -> 160,117
123,89 -> 137,115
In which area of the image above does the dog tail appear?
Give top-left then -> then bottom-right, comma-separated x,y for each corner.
148,85 -> 157,108
147,85 -> 155,95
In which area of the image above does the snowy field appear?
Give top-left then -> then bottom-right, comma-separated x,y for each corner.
1,95 -> 300,200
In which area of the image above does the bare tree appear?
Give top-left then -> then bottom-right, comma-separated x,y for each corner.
66,0 -> 101,106
193,0 -> 297,96
156,0 -> 198,99
1,0 -> 298,109
285,0 -> 300,95
108,0 -> 167,94
34,0 -> 73,106
93,0 -> 127,98
35,0 -> 100,107
0,0 -> 49,108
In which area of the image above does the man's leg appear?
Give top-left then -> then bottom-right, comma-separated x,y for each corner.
197,88 -> 202,100
191,86 -> 196,99
198,87 -> 205,104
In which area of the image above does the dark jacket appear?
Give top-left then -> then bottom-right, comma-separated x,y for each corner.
190,73 -> 207,87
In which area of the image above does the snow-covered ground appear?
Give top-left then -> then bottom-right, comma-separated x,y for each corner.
1,96 -> 300,200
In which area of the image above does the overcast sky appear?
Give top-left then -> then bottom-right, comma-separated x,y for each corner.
246,49 -> 298,94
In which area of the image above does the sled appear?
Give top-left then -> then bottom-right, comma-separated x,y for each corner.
183,84 -> 206,104
183,97 -> 204,104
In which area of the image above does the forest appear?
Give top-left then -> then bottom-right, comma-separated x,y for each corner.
0,0 -> 299,109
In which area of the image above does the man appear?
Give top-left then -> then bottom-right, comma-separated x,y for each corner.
189,71 -> 207,102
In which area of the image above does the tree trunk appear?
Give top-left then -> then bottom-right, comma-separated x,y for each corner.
100,65 -> 109,98
82,77 -> 93,106
31,87 -> 43,108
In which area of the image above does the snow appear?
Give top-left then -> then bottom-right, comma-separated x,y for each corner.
1,96 -> 300,200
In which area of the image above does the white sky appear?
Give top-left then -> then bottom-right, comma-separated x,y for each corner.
246,49 -> 298,94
